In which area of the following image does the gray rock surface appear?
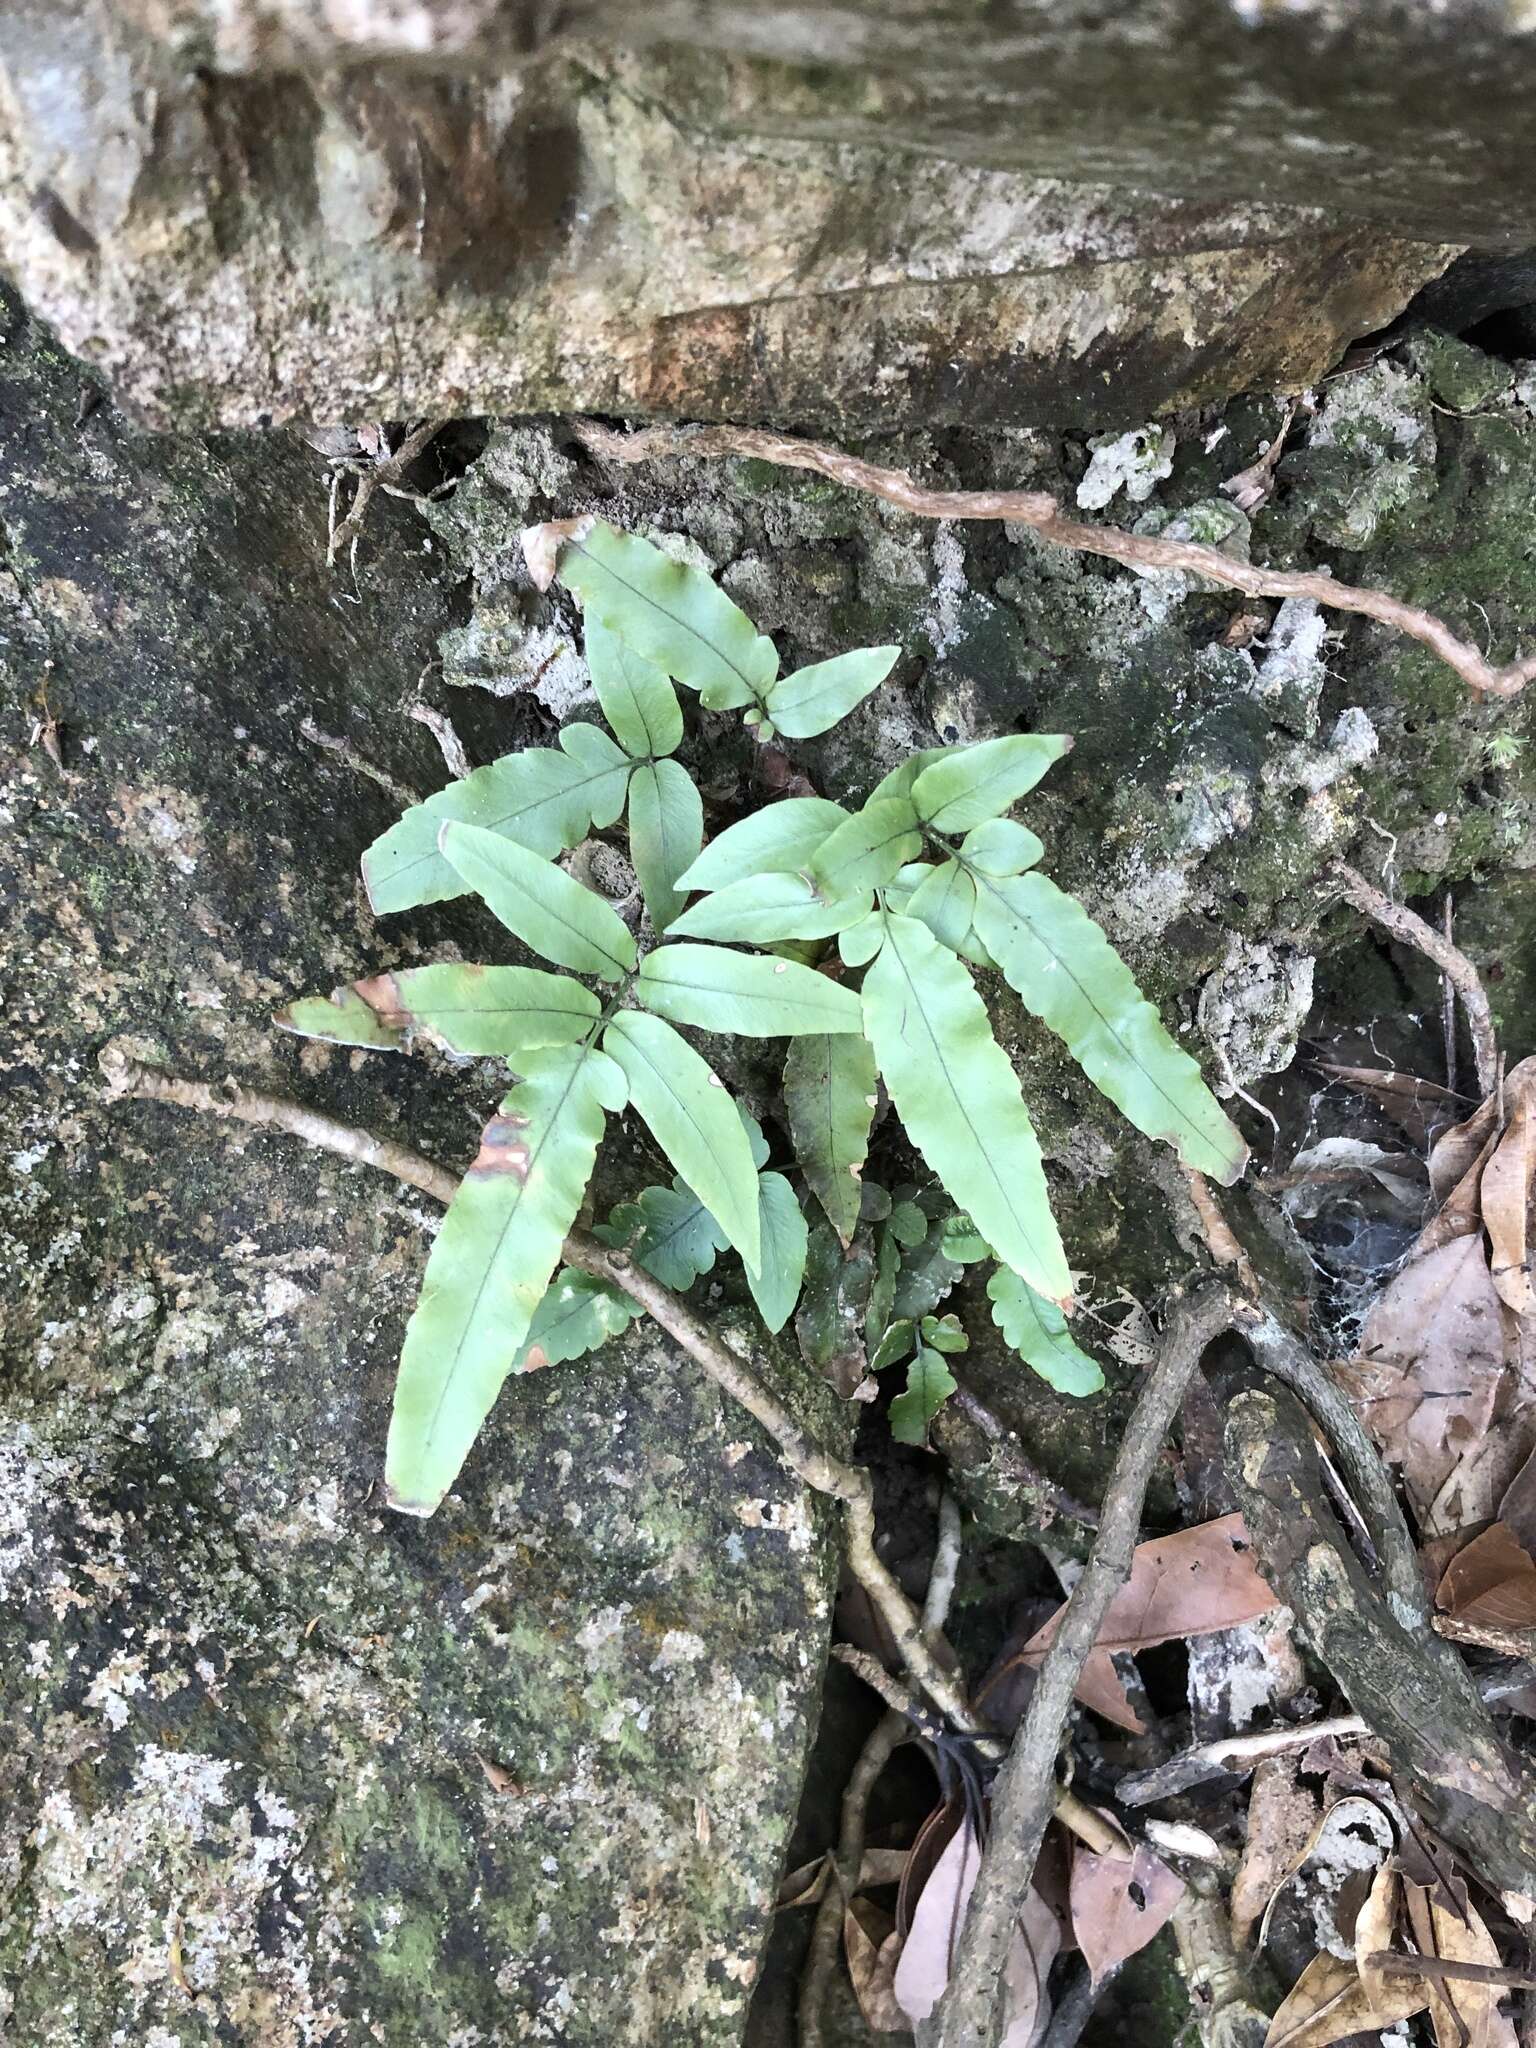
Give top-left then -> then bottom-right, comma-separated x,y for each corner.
0,297 -> 835,2045
17,2 -> 1536,428
6,237 -> 1536,2036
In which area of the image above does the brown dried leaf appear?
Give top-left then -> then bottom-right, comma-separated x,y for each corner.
1221,404 -> 1296,513
1019,1514 -> 1280,1733
1068,1837 -> 1185,1986
861,1847 -> 913,1890
898,1799 -> 963,1937
1355,1862 -> 1406,2014
778,1846 -> 910,1911
1417,1060 -> 1536,1265
1001,1886 -> 1066,2047
1280,1137 -> 1427,1219
1256,1795 -> 1396,1958
1415,1121 -> 1504,1260
1262,1947 -> 1427,2048
1482,1088 -> 1536,1316
1437,1520 -> 1536,1632
1344,1234 -> 1524,1538
892,1825 -> 1063,2043
1319,1063 -> 1465,1150
1404,1877 -> 1520,2048
1230,1755 -> 1324,1947
1499,1443 -> 1536,1556
520,514 -> 594,591
893,1819 -> 980,2024
1430,1090 -> 1505,1205
844,1898 -> 909,2033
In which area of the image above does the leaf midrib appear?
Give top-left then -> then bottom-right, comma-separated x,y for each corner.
877,915 -> 1059,1289
643,957 -> 857,1023
489,857 -> 632,979
609,1018 -> 750,1247
634,762 -> 687,918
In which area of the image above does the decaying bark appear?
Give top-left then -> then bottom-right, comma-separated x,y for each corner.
1219,1376 -> 1536,1896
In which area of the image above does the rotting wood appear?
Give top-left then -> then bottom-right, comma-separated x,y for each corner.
1217,1372 -> 1536,1897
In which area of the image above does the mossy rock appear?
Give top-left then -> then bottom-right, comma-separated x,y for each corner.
0,298 -> 834,2045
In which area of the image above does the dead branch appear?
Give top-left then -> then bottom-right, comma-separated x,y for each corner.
408,702 -> 472,780
929,1284 -> 1241,2048
1436,1611 -> 1536,1660
1331,861 -> 1498,1097
937,1383 -> 1100,1530
1052,1788 -> 1127,1858
829,1643 -> 950,1732
98,1042 -> 974,1738
1237,1302 -> 1432,1637
572,419 -> 1536,702
1171,1879 -> 1273,2048
99,1039 -> 458,1205
830,1643 -> 1003,1760
328,419 -> 446,565
923,1485 -> 965,1634
1217,1370 -> 1536,1896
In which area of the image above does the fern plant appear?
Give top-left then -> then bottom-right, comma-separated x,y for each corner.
279,515 -> 1246,1516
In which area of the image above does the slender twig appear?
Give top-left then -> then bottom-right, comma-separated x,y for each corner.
328,419 -> 446,565
97,1044 -> 973,1731
923,1487 -> 964,1637
1237,1303 -> 1433,1637
299,717 -> 422,809
800,1493 -> 967,2048
1053,1789 -> 1126,1858
1369,1954 -> 1536,1993
831,1645 -> 1003,1760
1443,893 -> 1460,1098
1116,1714 -> 1369,1807
1177,1189 -> 1433,1641
1180,1168 -> 1258,1299
797,1711 -> 906,2048
928,1286 -> 1239,2048
408,703 -> 472,781
573,420 -> 1536,701
99,1040 -> 458,1205
562,1231 -> 863,1505
1039,1961 -> 1117,2048
1331,862 -> 1498,1098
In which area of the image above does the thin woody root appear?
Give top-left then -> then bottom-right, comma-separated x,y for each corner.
573,419 -> 1536,701
798,1488 -> 968,2048
97,1041 -> 970,1737
327,419 -> 448,566
1330,860 -> 1498,1098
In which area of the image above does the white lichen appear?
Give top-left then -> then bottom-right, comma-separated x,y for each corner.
1075,426 -> 1175,511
